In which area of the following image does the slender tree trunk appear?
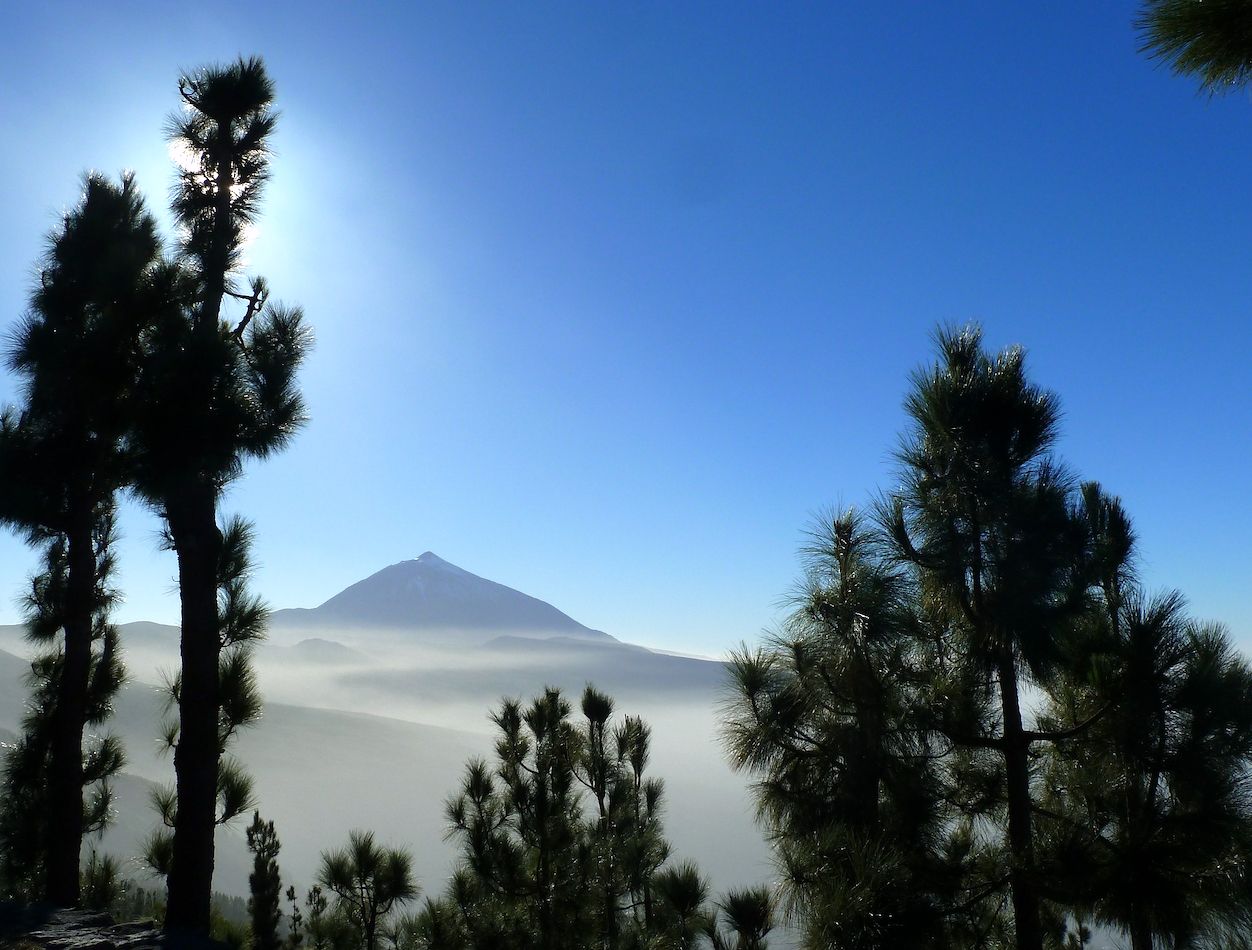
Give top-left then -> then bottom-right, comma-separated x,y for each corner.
600,818 -> 617,949
850,695 -> 885,830
164,123 -> 233,937
163,486 -> 223,934
997,650 -> 1043,950
1129,912 -> 1153,950
43,515 -> 95,906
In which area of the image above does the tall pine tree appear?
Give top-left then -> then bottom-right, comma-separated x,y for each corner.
723,509 -> 1001,948
0,174 -> 162,905
126,57 -> 310,936
247,811 -> 285,950
879,325 -> 1092,950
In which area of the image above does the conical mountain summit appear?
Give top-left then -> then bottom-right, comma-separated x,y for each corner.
270,552 -> 613,641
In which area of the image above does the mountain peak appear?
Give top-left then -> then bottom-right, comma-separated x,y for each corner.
407,551 -> 460,572
274,552 -> 613,642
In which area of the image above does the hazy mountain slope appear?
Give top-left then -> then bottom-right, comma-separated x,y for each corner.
333,636 -> 726,710
0,621 -> 180,664
94,773 -> 254,896
0,646 -> 30,724
0,649 -> 252,892
0,624 -> 28,660
270,552 -> 612,641
0,644 -> 773,906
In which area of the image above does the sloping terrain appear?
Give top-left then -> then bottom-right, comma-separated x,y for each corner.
0,645 -> 769,904
270,552 -> 612,642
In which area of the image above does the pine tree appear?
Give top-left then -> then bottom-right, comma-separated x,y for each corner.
0,173 -> 160,905
303,885 -> 338,950
431,685 -> 722,950
723,509 -> 1002,948
0,529 -> 126,902
124,57 -> 310,936
444,687 -> 588,948
247,812 -> 284,950
576,688 -> 673,946
704,888 -> 775,950
878,325 -> 1095,950
285,886 -> 305,950
1137,0 -> 1252,94
726,325 -> 1252,947
1039,485 -> 1252,948
317,831 -> 418,950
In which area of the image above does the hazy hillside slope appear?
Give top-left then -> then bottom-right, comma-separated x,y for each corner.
0,646 -> 772,903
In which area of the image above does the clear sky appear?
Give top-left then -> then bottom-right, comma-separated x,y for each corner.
0,2 -> 1248,655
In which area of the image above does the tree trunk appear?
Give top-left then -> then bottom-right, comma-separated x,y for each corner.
164,108 -> 234,940
850,699 -> 885,830
997,650 -> 1043,950
42,515 -> 95,906
163,487 -> 223,936
1129,912 -> 1153,950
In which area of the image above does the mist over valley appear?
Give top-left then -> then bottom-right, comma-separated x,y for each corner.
0,552 -> 772,906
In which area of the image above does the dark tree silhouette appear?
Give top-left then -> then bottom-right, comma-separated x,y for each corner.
248,812 -> 284,950
144,519 -> 268,881
705,887 -> 775,950
878,325 -> 1092,950
284,885 -> 305,950
0,173 -> 162,905
124,56 -> 310,936
1040,485 -> 1252,949
0,532 -> 125,902
441,687 -> 590,948
723,509 -> 1003,948
317,830 -> 418,950
652,861 -> 713,950
419,685 -> 747,950
729,326 -> 1252,948
1138,0 -> 1252,93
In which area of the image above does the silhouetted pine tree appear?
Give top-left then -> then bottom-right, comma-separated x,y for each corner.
284,885 -> 305,950
302,884 -> 344,950
1038,485 -> 1252,949
317,830 -> 418,950
576,687 -> 673,946
731,327 -> 1252,947
723,509 -> 1003,948
877,325 -> 1096,950
442,687 -> 588,948
424,685 -> 732,950
0,173 -> 162,905
704,888 -> 775,950
124,56 -> 309,936
248,812 -> 284,950
0,531 -> 125,902
651,862 -> 713,950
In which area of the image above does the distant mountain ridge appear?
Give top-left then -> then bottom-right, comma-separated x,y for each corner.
270,552 -> 613,641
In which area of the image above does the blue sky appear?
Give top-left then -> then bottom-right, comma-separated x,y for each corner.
0,2 -> 1248,655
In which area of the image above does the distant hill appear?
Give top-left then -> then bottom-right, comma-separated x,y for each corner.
325,635 -> 727,713
0,620 -> 182,661
282,637 -> 371,664
270,552 -> 613,642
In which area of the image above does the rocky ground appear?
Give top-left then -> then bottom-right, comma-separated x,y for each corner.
0,908 -> 222,950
